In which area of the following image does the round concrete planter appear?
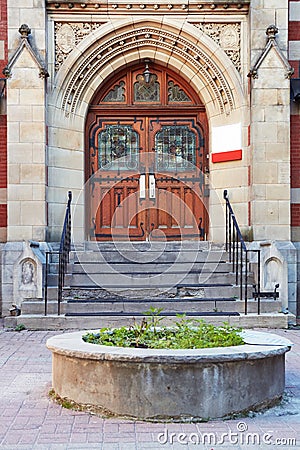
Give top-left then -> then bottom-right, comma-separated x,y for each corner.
46,331 -> 292,420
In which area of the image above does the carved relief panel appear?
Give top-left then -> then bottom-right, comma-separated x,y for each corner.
192,23 -> 241,72
55,22 -> 105,71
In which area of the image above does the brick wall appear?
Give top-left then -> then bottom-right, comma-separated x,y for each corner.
290,1 -> 300,231
0,0 -> 7,242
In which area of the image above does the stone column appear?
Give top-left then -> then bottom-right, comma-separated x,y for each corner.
6,21 -> 47,241
250,1 -> 291,241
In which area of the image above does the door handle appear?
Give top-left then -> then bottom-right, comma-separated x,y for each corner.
139,174 -> 146,199
149,174 -> 156,199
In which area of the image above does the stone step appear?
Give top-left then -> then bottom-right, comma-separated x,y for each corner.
61,283 -> 241,299
71,261 -> 232,273
21,296 -> 281,316
65,299 -> 281,315
5,312 -> 291,331
71,250 -> 227,264
83,241 -> 222,252
65,272 -> 237,287
21,301 -> 66,315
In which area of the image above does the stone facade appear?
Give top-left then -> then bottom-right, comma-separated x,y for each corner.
0,0 -> 300,320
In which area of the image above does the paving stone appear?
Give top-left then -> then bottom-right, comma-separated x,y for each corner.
0,325 -> 299,448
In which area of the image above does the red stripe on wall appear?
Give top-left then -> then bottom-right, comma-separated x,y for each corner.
291,115 -> 300,188
0,204 -> 6,227
289,22 -> 300,40
212,150 -> 242,163
292,204 -> 300,227
289,61 -> 300,78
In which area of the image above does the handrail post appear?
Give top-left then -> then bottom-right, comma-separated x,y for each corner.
224,190 -> 228,251
228,213 -> 232,262
257,250 -> 261,315
245,250 -> 248,315
45,252 -> 49,316
240,243 -> 243,301
58,252 -> 62,315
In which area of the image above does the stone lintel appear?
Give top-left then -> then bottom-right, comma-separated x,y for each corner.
46,0 -> 250,14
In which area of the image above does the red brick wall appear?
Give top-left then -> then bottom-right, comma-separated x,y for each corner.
0,0 -> 7,240
291,115 -> 300,189
290,1 -> 300,228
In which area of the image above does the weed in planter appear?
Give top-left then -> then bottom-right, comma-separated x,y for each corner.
83,309 -> 244,349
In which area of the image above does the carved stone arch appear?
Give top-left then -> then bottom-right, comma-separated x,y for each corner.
50,18 -> 245,121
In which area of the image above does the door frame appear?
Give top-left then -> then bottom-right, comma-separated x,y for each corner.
85,64 -> 209,241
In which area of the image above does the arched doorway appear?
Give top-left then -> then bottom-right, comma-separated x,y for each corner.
85,63 -> 209,241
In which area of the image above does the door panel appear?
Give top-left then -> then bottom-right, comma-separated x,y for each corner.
148,117 -> 206,239
89,118 -> 146,239
88,115 -> 208,240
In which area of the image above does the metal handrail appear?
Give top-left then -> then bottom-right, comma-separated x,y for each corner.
224,190 -> 261,315
44,191 -> 72,316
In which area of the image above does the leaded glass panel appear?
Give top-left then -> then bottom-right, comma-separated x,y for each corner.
102,81 -> 125,102
168,81 -> 191,102
98,125 -> 139,170
134,74 -> 160,102
155,125 -> 196,171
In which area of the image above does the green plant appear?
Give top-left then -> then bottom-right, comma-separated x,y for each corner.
14,324 -> 26,332
83,309 -> 244,350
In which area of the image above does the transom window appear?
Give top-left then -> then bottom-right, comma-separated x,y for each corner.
97,65 -> 196,106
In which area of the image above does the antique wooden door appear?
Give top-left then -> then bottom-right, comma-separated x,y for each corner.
86,64 -> 209,240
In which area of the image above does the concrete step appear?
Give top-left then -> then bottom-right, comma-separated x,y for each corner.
71,261 -> 232,274
20,296 -> 281,316
65,299 -> 281,315
83,241 -> 223,252
21,301 -> 66,315
72,250 -> 227,264
66,272 -> 237,287
5,312 -> 291,331
61,284 -> 242,299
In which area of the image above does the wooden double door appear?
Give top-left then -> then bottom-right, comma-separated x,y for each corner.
87,114 -> 208,240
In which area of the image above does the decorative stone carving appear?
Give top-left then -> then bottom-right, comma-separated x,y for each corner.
61,26 -> 235,116
248,25 -> 294,79
21,260 -> 36,288
192,23 -> 241,72
55,22 -> 105,71
13,242 -> 45,308
3,24 -> 49,79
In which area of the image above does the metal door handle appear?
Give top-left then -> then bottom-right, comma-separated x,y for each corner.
149,174 -> 156,199
139,174 -> 146,199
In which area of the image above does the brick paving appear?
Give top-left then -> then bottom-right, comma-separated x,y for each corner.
0,324 -> 299,449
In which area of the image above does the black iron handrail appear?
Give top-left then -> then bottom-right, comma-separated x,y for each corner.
223,190 -> 261,315
44,191 -> 72,316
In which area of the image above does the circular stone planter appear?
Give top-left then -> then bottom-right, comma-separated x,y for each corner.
46,331 -> 292,420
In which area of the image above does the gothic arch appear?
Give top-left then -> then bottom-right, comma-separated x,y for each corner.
50,18 -> 246,121
47,18 -> 247,242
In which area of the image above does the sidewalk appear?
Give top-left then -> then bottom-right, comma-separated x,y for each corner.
0,325 -> 299,449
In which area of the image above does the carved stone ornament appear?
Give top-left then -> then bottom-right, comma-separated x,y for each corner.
3,24 -> 49,79
248,25 -> 294,79
192,23 -> 241,72
13,242 -> 45,306
62,26 -> 235,116
55,22 -> 105,71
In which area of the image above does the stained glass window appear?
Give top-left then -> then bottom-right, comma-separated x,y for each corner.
98,125 -> 139,170
168,81 -> 191,102
134,73 -> 160,102
155,125 -> 196,171
102,81 -> 125,102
